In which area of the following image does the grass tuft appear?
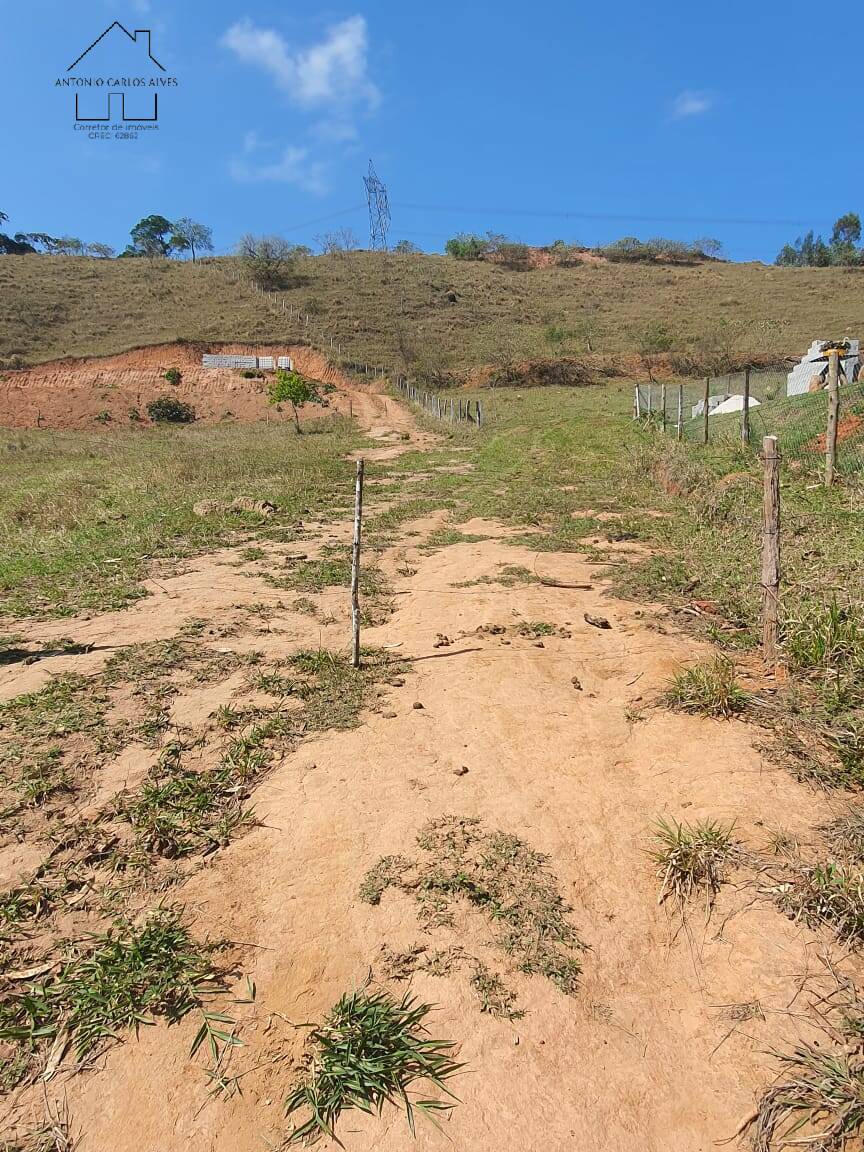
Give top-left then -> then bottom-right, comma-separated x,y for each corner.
0,908 -> 227,1085
284,986 -> 462,1146
650,817 -> 739,909
664,656 -> 749,719
748,1042 -> 864,1152
778,863 -> 864,946
823,807 -> 864,865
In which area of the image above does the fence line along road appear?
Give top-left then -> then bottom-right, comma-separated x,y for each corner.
634,358 -> 864,478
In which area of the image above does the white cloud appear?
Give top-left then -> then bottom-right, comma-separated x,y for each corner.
229,140 -> 329,196
670,90 -> 713,119
221,15 -> 379,111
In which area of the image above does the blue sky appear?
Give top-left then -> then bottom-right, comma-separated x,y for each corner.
0,0 -> 860,262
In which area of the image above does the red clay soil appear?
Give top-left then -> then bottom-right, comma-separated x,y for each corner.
0,343 -> 365,430
810,411 -> 864,452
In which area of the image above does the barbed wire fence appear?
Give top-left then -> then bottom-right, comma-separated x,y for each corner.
634,361 -> 864,476
207,258 -> 481,428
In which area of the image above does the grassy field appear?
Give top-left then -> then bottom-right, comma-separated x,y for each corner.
0,416 -> 362,617
3,251 -> 864,372
4,382 -> 861,785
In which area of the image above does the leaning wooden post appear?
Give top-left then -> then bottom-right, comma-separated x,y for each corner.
676,384 -> 683,442
703,377 -> 710,445
825,349 -> 840,487
351,459 -> 365,669
761,435 -> 781,670
742,367 -> 751,445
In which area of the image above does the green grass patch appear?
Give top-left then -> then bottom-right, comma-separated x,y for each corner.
0,419 -> 362,617
284,986 -> 462,1146
664,656 -> 749,719
0,908 -> 229,1087
361,816 -> 587,997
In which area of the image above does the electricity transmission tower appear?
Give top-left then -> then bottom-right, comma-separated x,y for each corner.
364,159 -> 391,251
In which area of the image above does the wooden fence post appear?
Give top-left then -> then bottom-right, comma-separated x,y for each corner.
825,349 -> 840,487
660,382 -> 667,432
646,384 -> 652,421
476,400 -> 483,428
761,435 -> 781,669
634,385 -> 641,420
351,459 -> 365,669
742,367 -> 751,445
703,377 -> 710,445
676,384 -> 683,442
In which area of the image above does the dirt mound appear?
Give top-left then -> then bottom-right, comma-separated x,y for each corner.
0,342 -> 365,430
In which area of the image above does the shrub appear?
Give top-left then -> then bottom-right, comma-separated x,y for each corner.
163,367 -> 182,386
147,396 -> 196,424
445,233 -> 491,261
94,410 -> 112,424
238,234 -> 299,290
496,241 -> 531,270
240,370 -> 265,379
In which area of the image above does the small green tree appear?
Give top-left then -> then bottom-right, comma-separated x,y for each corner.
170,218 -> 214,262
268,369 -> 320,434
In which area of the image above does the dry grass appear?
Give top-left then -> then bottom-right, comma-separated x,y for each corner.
748,1042 -> 864,1152
778,864 -> 864,946
823,807 -> 864,865
650,817 -> 739,910
2,253 -> 861,373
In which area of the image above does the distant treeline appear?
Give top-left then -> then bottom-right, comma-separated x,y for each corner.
443,232 -> 724,267
0,211 -> 213,262
776,213 -> 863,267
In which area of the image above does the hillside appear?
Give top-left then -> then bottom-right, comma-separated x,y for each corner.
2,251 -> 864,374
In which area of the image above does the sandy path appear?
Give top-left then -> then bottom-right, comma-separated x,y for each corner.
2,506 -> 840,1152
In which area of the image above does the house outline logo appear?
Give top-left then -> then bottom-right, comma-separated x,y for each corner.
61,21 -> 176,125
67,22 -> 166,74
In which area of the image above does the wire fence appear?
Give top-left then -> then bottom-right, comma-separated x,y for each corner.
636,365 -> 864,474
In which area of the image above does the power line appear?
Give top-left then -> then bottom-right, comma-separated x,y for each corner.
391,201 -> 833,230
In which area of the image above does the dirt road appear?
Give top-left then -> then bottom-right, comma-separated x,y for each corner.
0,400 -> 840,1152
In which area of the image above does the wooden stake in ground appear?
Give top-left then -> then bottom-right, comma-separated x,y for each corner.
351,459 -> 365,669
676,384 -> 683,442
703,377 -> 710,445
761,435 -> 781,669
660,382 -> 667,432
825,349 -> 840,487
742,367 -> 751,446
634,385 -> 641,420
